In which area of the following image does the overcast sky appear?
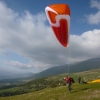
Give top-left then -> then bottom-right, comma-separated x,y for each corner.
0,0 -> 100,74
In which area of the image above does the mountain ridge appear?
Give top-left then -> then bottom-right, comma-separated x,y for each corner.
31,57 -> 100,78
0,57 -> 100,80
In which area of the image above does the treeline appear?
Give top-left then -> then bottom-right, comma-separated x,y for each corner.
0,85 -> 17,90
0,89 -> 28,97
0,76 -> 66,97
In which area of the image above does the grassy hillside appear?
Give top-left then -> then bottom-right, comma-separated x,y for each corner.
0,68 -> 100,100
0,83 -> 100,100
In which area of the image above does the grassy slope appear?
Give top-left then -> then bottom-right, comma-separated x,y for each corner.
0,68 -> 100,100
0,83 -> 100,100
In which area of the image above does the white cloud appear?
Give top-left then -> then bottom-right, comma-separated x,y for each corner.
87,11 -> 100,24
69,29 -> 100,61
4,60 -> 33,68
0,2 -> 100,72
91,0 -> 100,10
87,0 -> 100,24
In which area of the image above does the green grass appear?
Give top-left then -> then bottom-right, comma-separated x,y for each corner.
0,68 -> 100,100
0,83 -> 100,100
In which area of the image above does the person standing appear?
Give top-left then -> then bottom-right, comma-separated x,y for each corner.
78,76 -> 81,84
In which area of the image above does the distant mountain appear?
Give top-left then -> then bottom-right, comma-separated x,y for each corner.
0,70 -> 33,80
0,58 -> 100,81
31,58 -> 100,79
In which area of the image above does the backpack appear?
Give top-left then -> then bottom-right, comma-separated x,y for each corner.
69,77 -> 75,83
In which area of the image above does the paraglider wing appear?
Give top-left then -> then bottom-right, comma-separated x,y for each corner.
45,4 -> 70,47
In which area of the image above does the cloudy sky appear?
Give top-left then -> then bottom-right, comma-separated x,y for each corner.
0,0 -> 100,74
